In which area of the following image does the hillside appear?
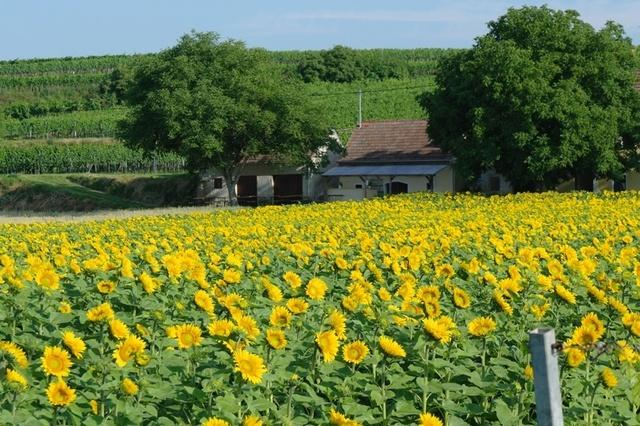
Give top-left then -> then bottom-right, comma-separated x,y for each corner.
0,48 -> 453,174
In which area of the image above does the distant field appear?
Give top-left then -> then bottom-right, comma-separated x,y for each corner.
0,49 -> 446,175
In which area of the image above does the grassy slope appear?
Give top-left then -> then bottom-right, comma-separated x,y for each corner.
0,173 -> 197,212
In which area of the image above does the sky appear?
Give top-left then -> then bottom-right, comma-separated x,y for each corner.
1,0 -> 639,60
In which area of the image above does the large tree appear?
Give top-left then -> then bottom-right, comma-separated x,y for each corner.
118,31 -> 331,204
421,6 -> 640,191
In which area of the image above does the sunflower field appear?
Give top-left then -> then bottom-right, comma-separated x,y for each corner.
0,192 -> 639,426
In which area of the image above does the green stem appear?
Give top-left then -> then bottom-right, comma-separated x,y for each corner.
11,392 -> 17,421
422,346 -> 430,413
587,381 -> 601,426
381,357 -> 388,423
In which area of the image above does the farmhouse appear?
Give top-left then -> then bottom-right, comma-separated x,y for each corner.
197,158 -> 326,206
197,119 -> 515,204
323,120 -> 458,200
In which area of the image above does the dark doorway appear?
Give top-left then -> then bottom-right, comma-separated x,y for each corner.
385,181 -> 409,194
273,174 -> 303,204
237,175 -> 257,206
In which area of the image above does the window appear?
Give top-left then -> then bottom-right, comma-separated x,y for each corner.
489,176 -> 501,192
213,178 -> 223,189
355,184 -> 363,189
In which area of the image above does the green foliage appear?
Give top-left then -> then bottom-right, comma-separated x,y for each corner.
0,140 -> 184,174
2,109 -> 126,139
307,76 -> 436,141
421,6 -> 640,191
119,31 -> 332,203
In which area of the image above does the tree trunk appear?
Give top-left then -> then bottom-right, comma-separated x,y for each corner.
574,169 -> 594,192
224,173 -> 238,206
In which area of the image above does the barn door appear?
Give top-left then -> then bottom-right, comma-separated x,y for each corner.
273,174 -> 303,204
237,176 -> 257,206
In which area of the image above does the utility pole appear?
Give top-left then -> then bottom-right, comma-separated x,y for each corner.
358,89 -> 362,128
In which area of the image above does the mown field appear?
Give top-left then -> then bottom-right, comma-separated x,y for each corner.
0,192 -> 639,425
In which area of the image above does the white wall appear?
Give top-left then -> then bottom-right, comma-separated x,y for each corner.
627,171 -> 640,190
334,166 -> 455,196
433,166 -> 454,193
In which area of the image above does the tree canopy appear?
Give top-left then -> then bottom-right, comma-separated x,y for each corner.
421,6 -> 640,191
117,31 -> 332,203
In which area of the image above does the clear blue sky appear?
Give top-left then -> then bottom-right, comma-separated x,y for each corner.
1,0 -> 639,60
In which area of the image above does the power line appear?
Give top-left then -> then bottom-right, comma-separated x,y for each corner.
308,84 -> 430,97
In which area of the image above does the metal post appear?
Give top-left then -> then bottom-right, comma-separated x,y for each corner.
529,328 -> 563,426
358,89 -> 362,128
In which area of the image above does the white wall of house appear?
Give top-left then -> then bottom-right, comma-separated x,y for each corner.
626,171 -> 640,190
328,166 -> 455,200
433,166 -> 454,193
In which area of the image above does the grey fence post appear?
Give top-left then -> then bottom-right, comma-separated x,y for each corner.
529,328 -> 564,426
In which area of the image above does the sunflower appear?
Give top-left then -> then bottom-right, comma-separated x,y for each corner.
266,328 -> 287,350
452,287 -> 471,309
58,301 -> 72,314
269,306 -> 292,328
41,346 -> 72,377
377,288 -> 392,301
342,341 -> 368,364
139,272 -> 159,294
34,268 -> 60,291
194,290 -> 214,313
121,377 -> 139,395
46,380 -> 76,406
113,335 -> 146,367
329,408 -> 361,425
601,368 -> 618,388
172,324 -> 203,349
283,271 -> 302,289
61,331 -> 86,359
617,340 -> 640,364
328,310 -> 347,340
96,280 -> 116,294
264,283 -> 283,301
419,412 -> 443,426
565,347 -> 586,367
233,350 -> 267,384
424,316 -> 457,344
555,284 -> 576,304
223,269 -> 241,284
208,319 -> 235,338
524,365 -> 534,381
316,330 -> 339,362
306,277 -> 328,300
86,302 -> 115,322
0,341 -> 28,367
580,312 -> 604,337
423,300 -> 441,318
5,368 -> 28,389
378,335 -> 406,358
335,258 -> 348,270
467,317 -> 497,337
89,399 -> 99,415
109,319 -> 131,340
202,418 -> 230,426
235,314 -> 261,339
286,298 -> 309,314
243,415 -> 263,426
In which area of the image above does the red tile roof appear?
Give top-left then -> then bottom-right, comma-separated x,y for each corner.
341,120 -> 451,164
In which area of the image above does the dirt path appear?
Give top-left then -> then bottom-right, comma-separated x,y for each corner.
0,205 -> 238,224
